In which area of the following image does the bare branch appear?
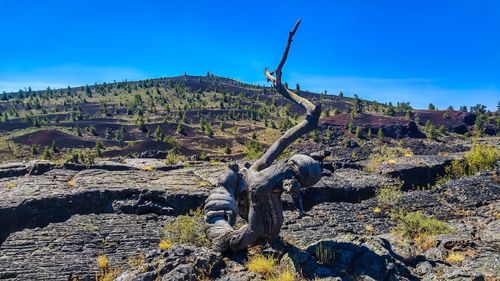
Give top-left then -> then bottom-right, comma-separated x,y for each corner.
251,19 -> 321,172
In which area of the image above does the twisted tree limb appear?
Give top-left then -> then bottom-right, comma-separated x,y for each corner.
204,19 -> 323,252
252,18 -> 321,172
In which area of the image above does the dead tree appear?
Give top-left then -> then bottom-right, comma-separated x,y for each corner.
204,19 -> 322,252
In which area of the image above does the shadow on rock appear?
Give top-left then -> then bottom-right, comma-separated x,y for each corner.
281,239 -> 420,280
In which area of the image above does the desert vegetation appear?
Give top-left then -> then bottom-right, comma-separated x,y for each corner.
0,74 -> 498,280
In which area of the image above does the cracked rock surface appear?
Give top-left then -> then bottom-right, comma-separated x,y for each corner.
0,158 -> 498,280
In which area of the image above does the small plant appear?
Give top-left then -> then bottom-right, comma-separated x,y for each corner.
355,126 -> 361,138
391,210 -> 453,240
67,180 -> 76,188
142,165 -> 154,171
42,148 -> 52,160
198,180 -> 211,188
97,255 -> 109,269
245,140 -> 263,160
366,146 -> 413,172
365,224 -> 374,235
413,233 -> 436,251
377,128 -> 384,140
269,270 -> 295,281
158,238 -> 172,250
6,182 -> 16,189
165,150 -> 184,165
438,144 -> 500,184
127,254 -> 145,268
247,254 -> 277,276
95,254 -> 120,281
162,209 -> 209,247
224,143 -> 232,155
376,182 -> 402,207
464,144 -> 499,174
446,252 -> 465,263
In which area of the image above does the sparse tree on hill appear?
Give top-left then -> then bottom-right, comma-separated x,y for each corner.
377,128 -> 384,140
353,94 -> 363,114
154,126 -> 164,141
470,104 -> 487,114
355,126 -> 361,138
115,126 -> 125,142
42,148 -> 52,160
224,144 -> 231,155
137,117 -> 146,133
424,120 -> 436,139
50,141 -> 58,153
385,103 -> 395,116
31,145 -> 38,155
176,122 -> 184,134
428,103 -> 436,110
95,141 -> 103,157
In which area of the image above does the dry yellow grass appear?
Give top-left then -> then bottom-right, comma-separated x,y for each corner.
95,254 -> 120,281
142,165 -> 154,171
269,270 -> 295,281
247,254 -> 277,276
198,180 -> 211,188
414,234 -> 435,252
446,252 -> 465,263
97,255 -> 109,269
67,180 -> 76,188
373,207 -> 382,214
6,182 -> 16,189
365,224 -> 374,236
127,254 -> 145,268
159,238 -> 172,250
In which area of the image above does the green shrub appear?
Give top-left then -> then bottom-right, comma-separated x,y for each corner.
165,150 -> 184,165
245,140 -> 263,160
439,144 -> 499,183
366,146 -> 412,172
162,209 -> 209,247
376,182 -> 402,207
465,144 -> 499,174
391,210 -> 453,240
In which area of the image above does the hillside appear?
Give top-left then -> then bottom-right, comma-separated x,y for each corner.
0,74 -> 497,163
0,74 -> 498,280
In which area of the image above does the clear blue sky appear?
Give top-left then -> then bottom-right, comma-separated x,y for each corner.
0,0 -> 498,110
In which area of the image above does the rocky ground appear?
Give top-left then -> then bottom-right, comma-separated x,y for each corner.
0,146 -> 498,280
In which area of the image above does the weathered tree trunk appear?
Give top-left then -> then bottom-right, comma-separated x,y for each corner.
204,19 -> 323,252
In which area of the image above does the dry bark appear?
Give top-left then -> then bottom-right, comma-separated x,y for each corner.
204,19 -> 323,252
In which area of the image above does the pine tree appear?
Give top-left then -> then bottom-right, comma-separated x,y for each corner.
115,126 -> 124,142
176,122 -> 184,134
154,126 -> 164,141
204,123 -> 213,137
31,145 -> 38,155
137,117 -> 146,132
95,141 -> 103,157
224,144 -> 231,155
50,140 -> 58,153
377,128 -> 384,140
355,126 -> 361,138
42,148 -> 52,160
